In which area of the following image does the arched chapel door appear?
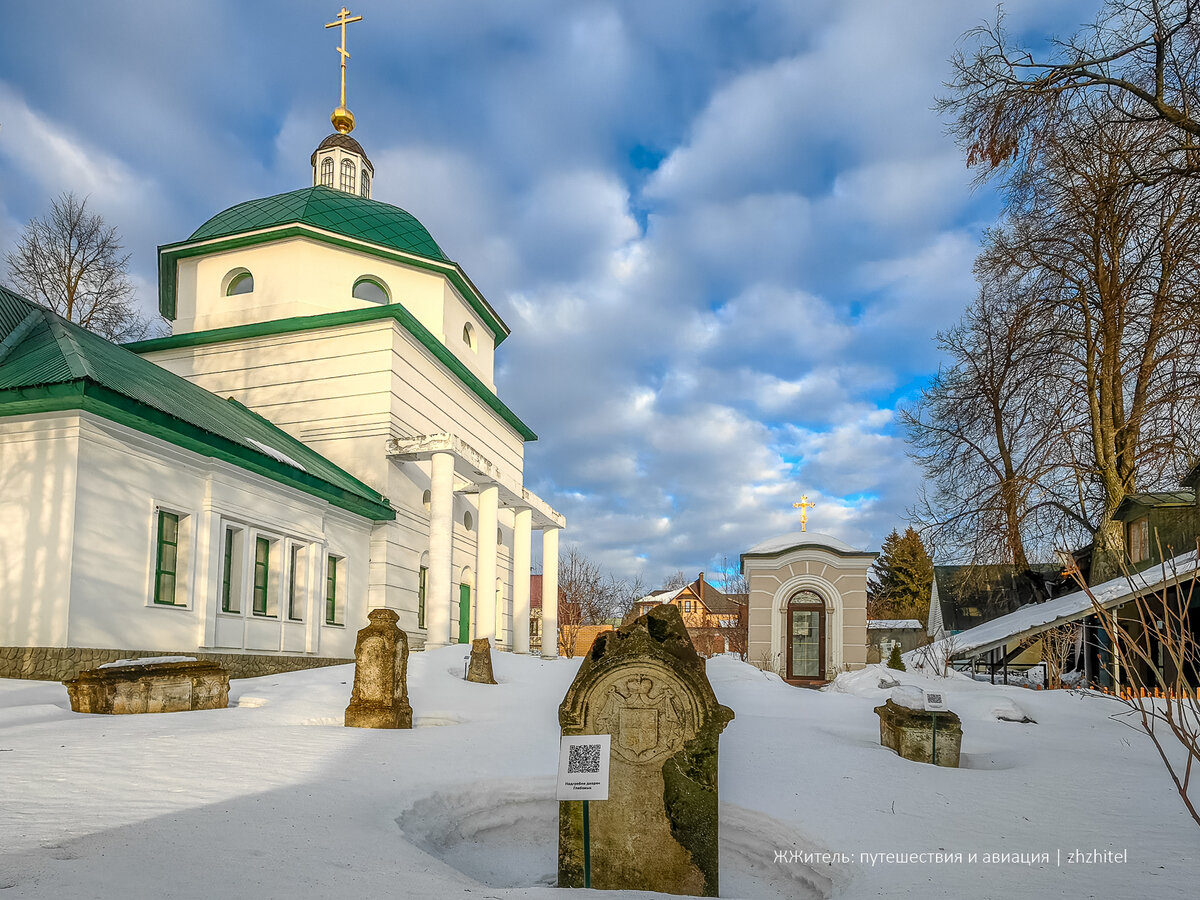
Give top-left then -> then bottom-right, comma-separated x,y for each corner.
786,590 -> 826,683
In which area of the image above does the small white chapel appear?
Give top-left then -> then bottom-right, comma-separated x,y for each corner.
0,11 -> 563,679
741,499 -> 874,685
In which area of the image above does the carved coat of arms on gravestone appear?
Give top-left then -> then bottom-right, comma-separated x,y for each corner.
594,671 -> 689,764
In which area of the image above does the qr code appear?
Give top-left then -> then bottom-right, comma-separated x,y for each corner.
926,692 -> 943,705
568,743 -> 602,774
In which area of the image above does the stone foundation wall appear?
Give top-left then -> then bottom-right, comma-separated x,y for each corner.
0,646 -> 353,682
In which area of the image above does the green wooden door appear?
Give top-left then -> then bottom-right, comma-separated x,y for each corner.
458,583 -> 471,643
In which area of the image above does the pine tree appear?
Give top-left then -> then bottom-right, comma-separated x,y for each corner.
887,644 -> 906,672
868,527 -> 934,626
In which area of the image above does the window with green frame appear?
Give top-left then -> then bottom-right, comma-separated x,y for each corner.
221,527 -> 235,612
326,555 -> 339,625
287,544 -> 303,621
418,565 -> 427,628
153,510 -> 181,605
253,537 -> 271,615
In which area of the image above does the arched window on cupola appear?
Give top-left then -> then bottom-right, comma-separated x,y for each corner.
320,156 -> 334,187
224,268 -> 254,296
340,159 -> 357,193
352,276 -> 389,305
360,170 -> 370,198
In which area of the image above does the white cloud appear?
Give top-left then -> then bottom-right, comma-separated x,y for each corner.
0,0 -> 1104,583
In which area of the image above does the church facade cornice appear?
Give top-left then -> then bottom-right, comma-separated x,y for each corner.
156,222 -> 510,346
126,301 -> 537,443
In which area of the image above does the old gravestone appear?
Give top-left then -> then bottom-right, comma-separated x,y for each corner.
64,658 -> 229,714
874,698 -> 962,767
558,604 -> 733,896
466,637 -> 497,685
345,608 -> 413,729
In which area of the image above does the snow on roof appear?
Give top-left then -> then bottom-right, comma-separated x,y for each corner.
248,438 -> 307,472
743,531 -> 869,556
867,619 -> 923,630
930,549 -> 1200,660
635,587 -> 683,605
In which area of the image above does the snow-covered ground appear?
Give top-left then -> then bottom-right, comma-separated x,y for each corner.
0,648 -> 1194,898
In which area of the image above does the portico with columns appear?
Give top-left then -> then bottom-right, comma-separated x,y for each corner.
387,434 -> 562,654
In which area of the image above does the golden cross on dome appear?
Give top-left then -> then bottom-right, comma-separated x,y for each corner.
325,7 -> 364,134
792,495 -> 816,532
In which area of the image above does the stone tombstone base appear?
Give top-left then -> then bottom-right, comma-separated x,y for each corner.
874,699 -> 962,767
64,659 -> 229,714
466,637 -> 497,685
558,604 -> 734,897
345,608 -> 413,729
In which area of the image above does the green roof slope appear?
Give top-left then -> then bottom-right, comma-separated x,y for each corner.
0,285 -> 394,521
187,186 -> 447,262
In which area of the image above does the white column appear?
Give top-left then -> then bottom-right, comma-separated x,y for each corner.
541,527 -> 560,659
475,484 -> 499,642
425,451 -> 455,648
512,507 -> 532,654
196,501 -> 221,649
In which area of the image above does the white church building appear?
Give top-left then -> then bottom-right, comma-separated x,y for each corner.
0,105 -> 563,679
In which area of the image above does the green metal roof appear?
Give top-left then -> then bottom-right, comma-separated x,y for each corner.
188,186 -> 447,262
0,285 -> 394,521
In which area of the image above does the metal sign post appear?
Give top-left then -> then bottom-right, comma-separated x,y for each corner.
582,799 -> 591,887
557,734 -> 612,889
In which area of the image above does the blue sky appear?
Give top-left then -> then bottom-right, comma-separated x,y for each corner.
0,0 -> 1097,584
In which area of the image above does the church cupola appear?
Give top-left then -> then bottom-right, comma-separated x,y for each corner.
311,133 -> 374,198
311,7 -> 374,199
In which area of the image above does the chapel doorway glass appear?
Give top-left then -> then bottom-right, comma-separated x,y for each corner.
787,591 -> 825,681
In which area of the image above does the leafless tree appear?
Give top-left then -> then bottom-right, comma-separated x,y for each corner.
903,280 -> 1083,566
941,1 -> 1200,181
1041,622 -> 1083,689
913,89 -> 1200,573
982,112 -> 1200,575
606,572 -> 646,623
715,556 -> 749,660
660,570 -> 689,591
557,548 -> 608,658
4,192 -> 155,342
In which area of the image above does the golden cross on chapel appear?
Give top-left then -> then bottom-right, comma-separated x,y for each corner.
326,7 -> 364,134
792,495 -> 816,532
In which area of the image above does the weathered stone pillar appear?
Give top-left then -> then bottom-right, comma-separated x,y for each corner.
512,507 -> 533,654
345,608 -> 413,729
425,451 -> 455,649
475,484 -> 499,643
558,604 -> 734,896
541,526 -> 560,659
466,636 -> 498,684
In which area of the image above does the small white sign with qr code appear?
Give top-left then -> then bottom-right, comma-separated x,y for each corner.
556,734 -> 612,800
924,691 -> 948,712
